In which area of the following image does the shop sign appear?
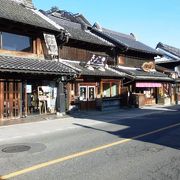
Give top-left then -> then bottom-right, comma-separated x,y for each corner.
43,33 -> 58,56
86,54 -> 106,66
136,82 -> 162,87
141,62 -> 155,72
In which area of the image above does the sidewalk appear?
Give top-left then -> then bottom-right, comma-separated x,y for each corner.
0,105 -> 179,143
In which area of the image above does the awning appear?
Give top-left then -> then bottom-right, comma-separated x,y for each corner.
136,82 -> 162,87
111,66 -> 174,82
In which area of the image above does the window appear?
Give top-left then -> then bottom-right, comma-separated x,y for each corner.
0,32 -> 32,52
111,83 -> 119,97
103,83 -> 111,97
102,81 -> 120,98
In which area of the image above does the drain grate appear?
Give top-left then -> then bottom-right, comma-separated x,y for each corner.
2,145 -> 31,153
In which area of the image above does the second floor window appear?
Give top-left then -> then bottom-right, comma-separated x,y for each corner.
0,32 -> 32,52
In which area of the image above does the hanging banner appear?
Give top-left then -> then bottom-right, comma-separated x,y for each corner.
136,82 -> 162,87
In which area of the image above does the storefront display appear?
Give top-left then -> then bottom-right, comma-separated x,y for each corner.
26,81 -> 57,115
134,82 -> 172,105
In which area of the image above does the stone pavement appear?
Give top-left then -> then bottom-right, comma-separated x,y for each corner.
0,105 -> 179,143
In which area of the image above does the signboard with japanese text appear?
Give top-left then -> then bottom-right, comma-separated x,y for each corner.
43,33 -> 58,56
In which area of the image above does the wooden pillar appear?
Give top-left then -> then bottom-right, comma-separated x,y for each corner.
36,38 -> 44,57
33,39 -> 37,54
76,82 -> 79,96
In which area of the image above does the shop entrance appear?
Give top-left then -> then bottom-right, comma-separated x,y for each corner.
26,82 -> 57,115
79,85 -> 96,110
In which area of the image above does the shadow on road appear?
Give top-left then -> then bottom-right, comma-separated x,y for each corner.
71,105 -> 180,150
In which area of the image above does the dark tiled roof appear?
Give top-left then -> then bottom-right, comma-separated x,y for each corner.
112,66 -> 173,81
74,14 -> 91,26
0,55 -> 77,75
91,27 -> 160,55
155,65 -> 175,74
156,42 -> 180,59
155,56 -> 179,64
175,78 -> 180,83
0,0 -> 61,32
48,14 -> 113,47
60,60 -> 124,77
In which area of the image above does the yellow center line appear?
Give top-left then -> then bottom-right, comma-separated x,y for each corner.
1,122 -> 180,179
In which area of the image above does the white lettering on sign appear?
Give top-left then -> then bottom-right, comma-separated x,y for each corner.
87,54 -> 106,66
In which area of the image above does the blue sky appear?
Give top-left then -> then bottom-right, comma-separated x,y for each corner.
33,0 -> 180,49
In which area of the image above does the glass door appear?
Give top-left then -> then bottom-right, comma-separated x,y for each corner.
79,86 -> 96,101
88,86 -> 95,101
79,86 -> 87,101
79,85 -> 96,110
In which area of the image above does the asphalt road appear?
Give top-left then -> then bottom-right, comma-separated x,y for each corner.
0,109 -> 180,180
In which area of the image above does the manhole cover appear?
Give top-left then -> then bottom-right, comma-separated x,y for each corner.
2,145 -> 31,153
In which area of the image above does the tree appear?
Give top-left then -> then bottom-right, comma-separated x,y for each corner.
50,6 -> 59,13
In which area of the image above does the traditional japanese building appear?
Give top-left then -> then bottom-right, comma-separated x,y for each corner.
0,0 -> 77,121
155,43 -> 180,74
90,25 -> 174,106
156,42 -> 180,104
44,10 -> 125,111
